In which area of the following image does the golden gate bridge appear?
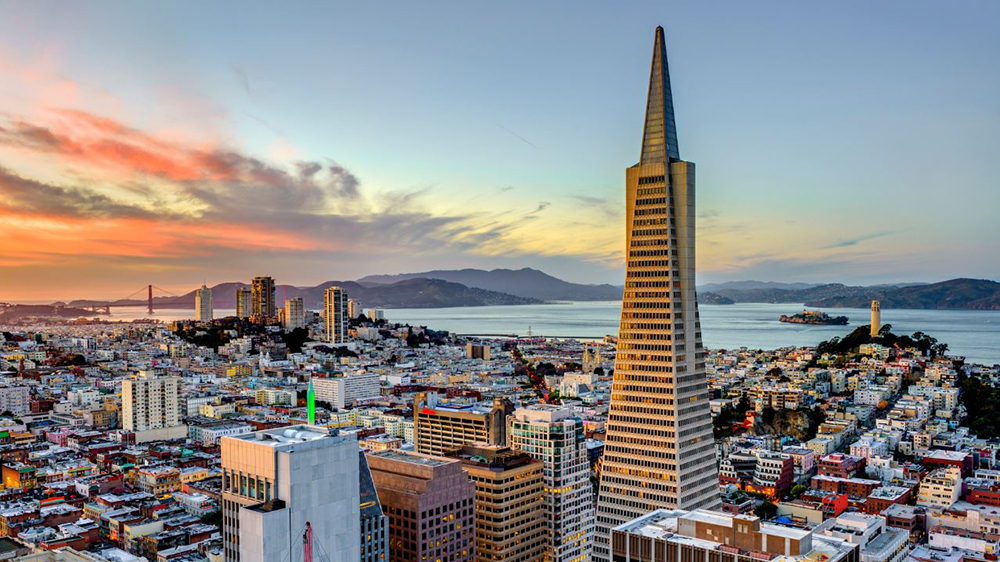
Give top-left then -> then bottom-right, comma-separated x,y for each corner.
79,285 -> 187,315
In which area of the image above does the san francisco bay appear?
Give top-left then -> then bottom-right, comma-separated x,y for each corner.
97,301 -> 1000,365
384,302 -> 1000,365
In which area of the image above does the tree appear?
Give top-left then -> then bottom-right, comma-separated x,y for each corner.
281,327 -> 311,353
958,372 -> 1000,438
200,510 -> 222,528
735,395 -> 751,414
754,501 -> 778,520
806,406 -> 827,439
405,327 -> 429,348
789,484 -> 807,500
761,407 -> 776,426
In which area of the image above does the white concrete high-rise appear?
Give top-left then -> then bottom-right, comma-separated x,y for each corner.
324,286 -> 349,344
0,386 -> 30,416
508,404 -> 594,562
283,297 -> 305,330
312,373 -> 381,410
347,298 -> 362,319
221,425 -> 361,562
195,284 -> 213,322
871,300 -> 881,337
595,26 -> 719,560
123,371 -> 186,442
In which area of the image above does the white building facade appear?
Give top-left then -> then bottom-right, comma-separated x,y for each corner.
122,371 -> 185,441
221,426 -> 360,562
312,373 -> 381,409
195,284 -> 213,322
509,405 -> 594,562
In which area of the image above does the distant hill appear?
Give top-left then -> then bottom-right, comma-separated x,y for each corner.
700,292 -> 735,305
359,268 -> 622,301
0,304 -> 105,321
806,278 -> 1000,310
713,283 -> 881,304
699,281 -> 820,293
62,275 -> 999,312
68,278 -> 539,310
709,278 -> 1000,310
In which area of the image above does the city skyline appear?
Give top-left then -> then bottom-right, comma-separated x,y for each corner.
1,1 -> 998,300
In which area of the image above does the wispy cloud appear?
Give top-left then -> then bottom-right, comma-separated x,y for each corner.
572,195 -> 605,205
524,201 -> 550,218
233,66 -> 253,98
495,122 -> 537,148
822,230 -> 897,249
571,194 -> 620,219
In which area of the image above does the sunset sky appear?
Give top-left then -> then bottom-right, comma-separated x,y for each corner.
1,1 -> 998,300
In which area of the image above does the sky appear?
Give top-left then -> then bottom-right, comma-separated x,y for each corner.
0,1 -> 997,300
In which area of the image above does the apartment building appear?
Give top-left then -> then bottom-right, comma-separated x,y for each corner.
122,371 -> 185,442
611,509 -> 859,562
509,404 -> 594,562
413,392 -> 513,457
445,444 -> 546,562
367,449 -> 475,562
917,467 -> 962,509
312,372 -> 382,410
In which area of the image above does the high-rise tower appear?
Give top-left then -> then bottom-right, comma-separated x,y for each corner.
871,300 -> 881,337
324,286 -> 348,344
195,284 -> 213,322
235,287 -> 252,319
509,405 -> 594,562
594,26 -> 719,560
283,297 -> 305,330
251,276 -> 276,321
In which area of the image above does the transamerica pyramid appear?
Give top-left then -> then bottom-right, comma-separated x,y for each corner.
593,25 -> 720,561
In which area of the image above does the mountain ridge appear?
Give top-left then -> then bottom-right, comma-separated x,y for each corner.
58,272 -> 1000,311
712,278 -> 1000,310
66,278 -> 539,310
358,268 -> 622,301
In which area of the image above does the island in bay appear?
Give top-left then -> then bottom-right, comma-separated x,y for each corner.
779,309 -> 849,325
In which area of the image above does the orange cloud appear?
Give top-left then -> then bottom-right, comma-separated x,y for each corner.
0,208 -> 320,267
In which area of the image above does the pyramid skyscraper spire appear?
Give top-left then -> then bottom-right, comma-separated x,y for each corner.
594,26 -> 719,561
640,25 -> 680,164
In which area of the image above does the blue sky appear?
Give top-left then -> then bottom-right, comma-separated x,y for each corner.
0,1 -> 997,298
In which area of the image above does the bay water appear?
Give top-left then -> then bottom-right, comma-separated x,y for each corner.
100,302 -> 1000,365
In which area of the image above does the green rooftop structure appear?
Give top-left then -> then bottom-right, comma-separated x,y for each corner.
307,378 -> 316,425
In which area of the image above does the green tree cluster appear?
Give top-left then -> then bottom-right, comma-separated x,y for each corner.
712,396 -> 751,438
817,324 -> 948,357
753,501 -> 778,520
959,372 -> 1000,438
